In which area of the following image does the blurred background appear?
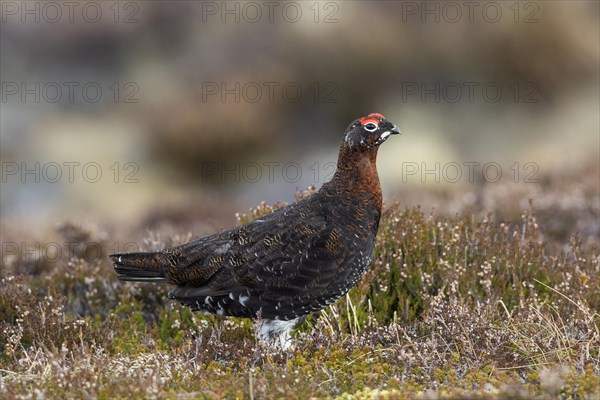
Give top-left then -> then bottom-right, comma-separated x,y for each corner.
1,1 -> 598,245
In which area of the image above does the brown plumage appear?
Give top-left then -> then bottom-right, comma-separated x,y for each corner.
110,113 -> 400,348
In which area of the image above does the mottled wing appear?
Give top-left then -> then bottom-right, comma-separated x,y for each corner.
167,198 -> 366,319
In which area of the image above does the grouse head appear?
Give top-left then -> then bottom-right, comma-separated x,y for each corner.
343,113 -> 401,152
328,113 -> 401,199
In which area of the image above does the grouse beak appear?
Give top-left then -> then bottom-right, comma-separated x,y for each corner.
377,124 -> 401,145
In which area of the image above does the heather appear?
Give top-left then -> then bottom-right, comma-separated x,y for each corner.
1,162 -> 598,399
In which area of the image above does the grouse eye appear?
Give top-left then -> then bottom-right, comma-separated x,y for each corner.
364,123 -> 378,132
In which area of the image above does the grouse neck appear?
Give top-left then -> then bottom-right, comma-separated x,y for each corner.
325,145 -> 382,204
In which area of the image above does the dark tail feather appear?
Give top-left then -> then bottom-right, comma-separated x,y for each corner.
110,251 -> 169,282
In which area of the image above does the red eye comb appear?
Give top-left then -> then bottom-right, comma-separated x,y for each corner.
360,113 -> 385,125
360,117 -> 379,125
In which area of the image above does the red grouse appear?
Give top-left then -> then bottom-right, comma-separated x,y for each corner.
111,113 -> 400,348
